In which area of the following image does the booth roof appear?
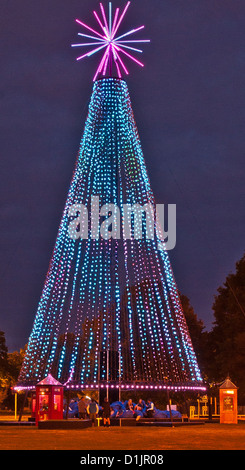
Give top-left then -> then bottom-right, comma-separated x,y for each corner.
219,377 -> 238,389
37,374 -> 63,386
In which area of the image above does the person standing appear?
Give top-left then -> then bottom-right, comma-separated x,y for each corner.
78,396 -> 87,419
102,397 -> 111,427
87,399 -> 99,426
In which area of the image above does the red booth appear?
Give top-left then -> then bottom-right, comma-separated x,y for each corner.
35,374 -> 64,424
219,377 -> 238,424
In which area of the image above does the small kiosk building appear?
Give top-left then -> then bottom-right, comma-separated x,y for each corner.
219,377 -> 238,424
35,374 -> 63,424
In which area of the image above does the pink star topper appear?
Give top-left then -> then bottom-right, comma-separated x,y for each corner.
71,2 -> 150,81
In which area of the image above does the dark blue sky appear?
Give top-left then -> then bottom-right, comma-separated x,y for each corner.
1,0 -> 245,351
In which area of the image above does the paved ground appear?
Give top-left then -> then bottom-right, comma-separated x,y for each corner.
0,423 -> 245,450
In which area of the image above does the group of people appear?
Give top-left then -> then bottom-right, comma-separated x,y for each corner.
77,396 -> 111,427
77,396 -> 155,426
125,398 -> 154,420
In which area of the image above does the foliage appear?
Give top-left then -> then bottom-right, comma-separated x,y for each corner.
0,331 -> 9,390
205,253 -> 245,402
0,331 -> 8,372
180,252 -> 245,404
0,332 -> 26,409
180,294 -> 209,380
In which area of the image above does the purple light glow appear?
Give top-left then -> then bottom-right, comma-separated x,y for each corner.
111,1 -> 131,39
100,3 -> 110,36
113,44 -> 144,67
115,25 -> 145,42
72,43 -> 105,48
75,19 -> 106,40
76,44 -> 107,62
116,43 -> 143,54
72,2 -> 150,81
111,7 -> 119,37
112,45 -> 129,75
93,45 -> 111,82
93,10 -> 106,35
77,32 -> 105,42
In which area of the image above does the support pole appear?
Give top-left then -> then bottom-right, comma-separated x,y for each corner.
18,390 -> 28,422
106,350 -> 109,400
15,392 -> 17,420
209,397 -> 212,421
98,351 -> 101,405
166,389 -> 173,424
208,388 -> 213,422
65,390 -> 70,420
118,351 -> 121,402
183,395 -> 190,420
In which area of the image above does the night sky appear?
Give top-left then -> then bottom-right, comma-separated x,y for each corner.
1,0 -> 245,352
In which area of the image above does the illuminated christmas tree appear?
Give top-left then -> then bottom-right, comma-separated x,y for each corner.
18,2 -> 204,393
